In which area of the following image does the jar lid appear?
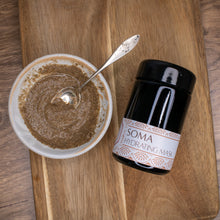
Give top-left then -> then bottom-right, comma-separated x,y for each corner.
136,60 -> 196,93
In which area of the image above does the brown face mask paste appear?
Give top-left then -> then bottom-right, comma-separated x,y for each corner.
19,64 -> 100,149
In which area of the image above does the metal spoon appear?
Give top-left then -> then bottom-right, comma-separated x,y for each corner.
51,34 -> 140,108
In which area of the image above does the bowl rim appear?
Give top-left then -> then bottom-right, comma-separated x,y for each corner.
8,53 -> 113,159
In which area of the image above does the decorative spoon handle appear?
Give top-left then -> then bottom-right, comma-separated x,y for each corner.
79,34 -> 140,90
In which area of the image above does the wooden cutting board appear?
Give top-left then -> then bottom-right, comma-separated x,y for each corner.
19,0 -> 219,219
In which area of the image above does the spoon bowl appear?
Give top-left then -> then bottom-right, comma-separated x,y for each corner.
51,87 -> 81,108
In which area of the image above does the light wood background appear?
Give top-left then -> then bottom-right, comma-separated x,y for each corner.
0,0 -> 219,219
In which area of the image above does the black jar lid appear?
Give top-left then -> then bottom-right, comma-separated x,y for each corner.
136,60 -> 196,93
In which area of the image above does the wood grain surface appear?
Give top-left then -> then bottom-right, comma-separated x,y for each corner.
110,0 -> 219,219
0,0 -> 220,219
201,0 -> 220,177
0,1 -> 35,219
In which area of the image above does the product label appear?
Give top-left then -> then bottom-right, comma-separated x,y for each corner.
113,118 -> 181,170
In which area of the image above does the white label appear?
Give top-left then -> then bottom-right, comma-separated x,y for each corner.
113,118 -> 181,170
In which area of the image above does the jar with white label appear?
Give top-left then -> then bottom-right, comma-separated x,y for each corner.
112,60 -> 196,174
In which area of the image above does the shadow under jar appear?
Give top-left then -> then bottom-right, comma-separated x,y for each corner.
112,60 -> 196,174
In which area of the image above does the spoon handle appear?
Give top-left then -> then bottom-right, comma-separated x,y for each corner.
79,34 -> 140,90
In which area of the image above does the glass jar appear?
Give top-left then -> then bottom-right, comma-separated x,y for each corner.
112,60 -> 196,174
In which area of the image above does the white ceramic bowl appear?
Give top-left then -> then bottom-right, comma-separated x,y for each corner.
9,54 -> 113,159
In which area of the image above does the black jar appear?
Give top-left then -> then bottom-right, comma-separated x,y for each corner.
112,60 -> 196,174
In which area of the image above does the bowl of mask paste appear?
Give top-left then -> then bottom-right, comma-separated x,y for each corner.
9,54 -> 113,159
